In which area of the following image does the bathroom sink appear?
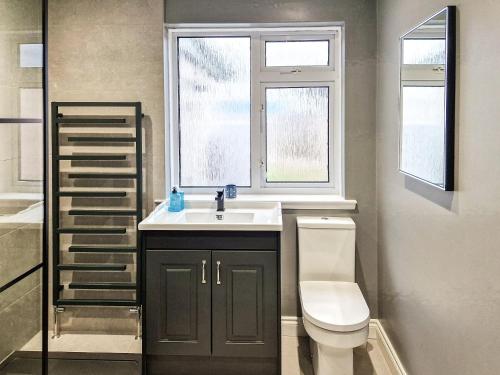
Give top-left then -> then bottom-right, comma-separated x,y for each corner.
138,201 -> 282,231
183,212 -> 255,224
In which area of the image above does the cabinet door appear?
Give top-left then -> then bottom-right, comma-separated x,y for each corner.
146,250 -> 211,356
212,251 -> 278,358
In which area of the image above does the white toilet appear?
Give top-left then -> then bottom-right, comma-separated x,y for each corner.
297,217 -> 370,375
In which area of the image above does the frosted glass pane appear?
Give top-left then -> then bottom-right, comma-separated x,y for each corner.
403,39 -> 445,64
401,86 -> 445,185
266,41 -> 329,66
19,43 -> 43,68
178,37 -> 251,187
266,87 -> 329,183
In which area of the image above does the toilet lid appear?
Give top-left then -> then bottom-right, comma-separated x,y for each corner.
300,281 -> 370,332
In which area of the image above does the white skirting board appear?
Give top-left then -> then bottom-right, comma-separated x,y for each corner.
281,316 -> 307,337
367,320 -> 407,375
281,316 -> 407,375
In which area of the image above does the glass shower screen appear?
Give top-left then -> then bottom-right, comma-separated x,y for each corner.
0,0 -> 46,374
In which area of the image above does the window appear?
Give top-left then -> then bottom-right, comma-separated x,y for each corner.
264,85 -> 330,183
167,26 -> 343,194
265,40 -> 330,67
177,37 -> 251,187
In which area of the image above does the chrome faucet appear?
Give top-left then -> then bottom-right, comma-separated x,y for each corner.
215,190 -> 225,212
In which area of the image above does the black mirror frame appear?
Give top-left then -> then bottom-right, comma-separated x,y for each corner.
399,5 -> 456,191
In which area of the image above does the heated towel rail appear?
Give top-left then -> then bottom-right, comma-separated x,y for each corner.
51,102 -> 143,336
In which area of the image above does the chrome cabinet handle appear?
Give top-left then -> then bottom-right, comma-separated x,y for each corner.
216,261 -> 221,285
201,260 -> 207,284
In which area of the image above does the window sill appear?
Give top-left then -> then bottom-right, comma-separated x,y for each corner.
156,194 -> 357,210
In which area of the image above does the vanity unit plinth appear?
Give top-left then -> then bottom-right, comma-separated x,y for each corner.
142,230 -> 281,375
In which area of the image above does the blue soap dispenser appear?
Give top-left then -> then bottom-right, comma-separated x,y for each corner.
168,186 -> 184,212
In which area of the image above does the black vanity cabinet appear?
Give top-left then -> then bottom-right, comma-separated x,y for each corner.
143,231 -> 281,375
146,250 -> 212,356
211,251 -> 277,358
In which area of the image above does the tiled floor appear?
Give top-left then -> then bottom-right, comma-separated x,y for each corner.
0,357 -> 139,375
282,336 -> 314,375
282,336 -> 385,375
19,332 -> 386,375
21,331 -> 141,354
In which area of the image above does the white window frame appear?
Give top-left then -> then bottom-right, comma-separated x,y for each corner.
165,24 -> 344,196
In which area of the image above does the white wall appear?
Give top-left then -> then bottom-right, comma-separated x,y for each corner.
377,1 -> 500,373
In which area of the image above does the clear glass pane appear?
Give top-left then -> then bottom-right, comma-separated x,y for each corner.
401,86 -> 445,185
403,39 -> 446,64
265,40 -> 329,67
1,1 -> 44,373
19,88 -> 43,181
266,87 -> 329,183
178,37 -> 251,187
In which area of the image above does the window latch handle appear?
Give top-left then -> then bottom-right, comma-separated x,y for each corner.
280,68 -> 302,75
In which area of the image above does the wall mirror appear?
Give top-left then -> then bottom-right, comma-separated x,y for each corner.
400,6 -> 456,190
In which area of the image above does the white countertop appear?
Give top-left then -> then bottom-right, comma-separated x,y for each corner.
139,200 -> 283,231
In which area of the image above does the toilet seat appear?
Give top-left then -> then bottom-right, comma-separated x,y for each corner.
299,281 -> 370,332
